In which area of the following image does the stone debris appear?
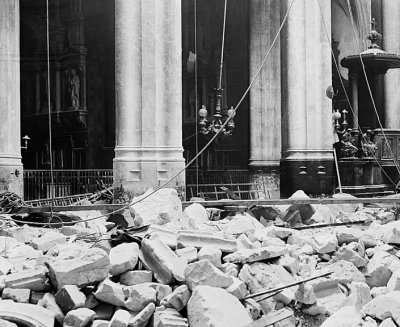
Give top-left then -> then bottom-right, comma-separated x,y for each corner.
1,189 -> 400,326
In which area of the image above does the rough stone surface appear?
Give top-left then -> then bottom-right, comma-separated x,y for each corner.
94,279 -> 125,307
37,293 -> 65,325
198,246 -> 222,267
46,247 -> 110,290
63,308 -> 95,327
30,232 -> 67,253
109,242 -> 139,276
187,286 -> 252,327
223,246 -> 286,264
325,260 -> 366,283
363,251 -> 398,288
175,246 -> 198,263
319,305 -> 363,327
123,283 -> 157,312
184,259 -> 233,290
1,288 -> 30,303
109,309 -> 130,327
160,285 -> 191,311
4,267 -> 50,291
362,291 -> 400,324
177,231 -> 237,253
129,302 -> 155,327
311,234 -> 338,254
333,244 -> 368,268
55,285 -> 86,313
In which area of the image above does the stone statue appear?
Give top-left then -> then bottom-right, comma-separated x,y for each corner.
361,131 -> 377,158
70,68 -> 80,109
340,128 -> 358,158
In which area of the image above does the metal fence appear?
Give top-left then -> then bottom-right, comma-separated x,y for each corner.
23,169 -> 113,200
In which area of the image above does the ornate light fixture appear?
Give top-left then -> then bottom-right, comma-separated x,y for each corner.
21,135 -> 30,150
332,108 -> 349,134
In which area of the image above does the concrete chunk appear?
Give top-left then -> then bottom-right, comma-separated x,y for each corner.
141,238 -> 186,284
160,285 -> 191,311
311,234 -> 338,254
175,246 -> 198,263
30,231 -> 67,253
4,267 -> 50,291
46,247 -> 110,290
198,246 -> 222,267
184,259 -> 234,290
319,306 -> 363,327
109,242 -> 139,276
92,320 -> 109,327
187,286 -> 252,327
153,307 -> 188,327
1,288 -> 30,303
129,302 -> 155,327
362,291 -> 400,325
37,293 -> 65,325
110,309 -> 131,327
123,284 -> 157,312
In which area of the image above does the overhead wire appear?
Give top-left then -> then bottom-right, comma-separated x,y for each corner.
316,0 -> 397,187
345,0 -> 400,176
0,0 -> 297,227
194,0 -> 199,196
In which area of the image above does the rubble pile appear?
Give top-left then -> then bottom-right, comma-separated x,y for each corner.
1,188 -> 400,326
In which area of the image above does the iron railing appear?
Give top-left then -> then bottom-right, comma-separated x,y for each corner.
23,169 -> 113,200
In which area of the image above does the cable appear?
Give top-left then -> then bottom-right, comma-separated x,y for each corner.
194,0 -> 199,196
46,0 -> 55,220
0,0 -> 296,227
317,0 -> 397,187
218,0 -> 228,90
345,0 -> 400,176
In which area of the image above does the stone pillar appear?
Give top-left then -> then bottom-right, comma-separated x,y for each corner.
382,0 -> 400,129
0,0 -> 23,195
280,0 -> 334,197
248,0 -> 281,198
114,0 -> 185,199
350,73 -> 359,129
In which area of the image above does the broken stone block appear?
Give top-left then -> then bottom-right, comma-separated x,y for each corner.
198,246 -> 222,267
110,309 -> 131,327
0,237 -> 22,257
55,285 -> 86,313
0,257 -> 13,276
1,288 -> 30,303
0,302 -> 55,327
46,247 -> 110,290
94,279 -> 125,307
329,193 -> 360,213
277,255 -> 299,275
141,238 -> 186,284
30,231 -> 67,253
239,263 -> 296,314
84,292 -> 99,309
93,303 -> 114,321
286,232 -> 312,247
387,269 -> 400,291
223,213 -> 264,236
109,242 -> 139,276
379,318 -> 397,327
37,293 -> 65,325
333,244 -> 368,268
92,320 -> 109,327
236,234 -> 256,250
226,277 -> 249,300
177,231 -> 236,253
220,263 -> 240,278
187,286 -> 252,327
319,305 -> 363,327
175,246 -> 198,263
183,203 -> 209,228
4,266 -> 50,291
340,281 -> 372,310
335,226 -> 363,245
129,188 -> 183,227
223,246 -> 286,264
243,299 -> 262,320
119,270 -> 153,286
370,286 -> 389,298
363,251 -> 398,288
295,283 -> 316,305
123,283 -> 157,312
184,259 -> 233,290
129,302 -> 155,327
325,260 -> 366,283
311,233 -> 338,254
63,308 -> 95,327
362,291 -> 400,325
29,291 -> 45,304
153,307 -> 188,327
143,282 -> 173,305
160,285 -> 191,311
261,237 -> 286,248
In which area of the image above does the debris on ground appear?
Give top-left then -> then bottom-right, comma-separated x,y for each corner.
0,188 -> 400,326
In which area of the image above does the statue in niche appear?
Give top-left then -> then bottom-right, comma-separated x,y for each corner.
340,128 -> 358,158
69,68 -> 80,109
361,130 -> 377,158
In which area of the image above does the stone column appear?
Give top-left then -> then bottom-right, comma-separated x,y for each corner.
0,0 -> 23,195
382,0 -> 400,129
248,0 -> 281,198
350,73 -> 359,129
114,0 -> 185,199
280,0 -> 334,197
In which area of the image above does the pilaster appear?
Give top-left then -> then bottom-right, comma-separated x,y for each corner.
0,0 -> 23,195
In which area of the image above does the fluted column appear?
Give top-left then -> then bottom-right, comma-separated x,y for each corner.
0,0 -> 23,195
248,0 -> 281,198
114,0 -> 185,199
280,0 -> 334,197
382,0 -> 400,129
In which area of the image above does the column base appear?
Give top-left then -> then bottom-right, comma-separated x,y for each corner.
113,160 -> 186,201
0,163 -> 23,197
280,158 -> 335,198
249,164 -> 280,199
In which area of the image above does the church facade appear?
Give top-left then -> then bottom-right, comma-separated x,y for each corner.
0,0 -> 399,199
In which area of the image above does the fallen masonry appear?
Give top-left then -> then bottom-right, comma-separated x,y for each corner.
1,188 -> 400,326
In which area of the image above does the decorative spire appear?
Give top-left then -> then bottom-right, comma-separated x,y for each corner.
367,18 -> 382,49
